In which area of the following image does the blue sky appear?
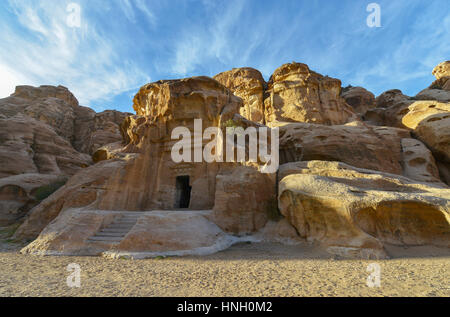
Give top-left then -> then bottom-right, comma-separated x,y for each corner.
0,0 -> 449,113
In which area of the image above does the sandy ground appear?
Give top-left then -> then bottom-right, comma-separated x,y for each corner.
0,234 -> 449,297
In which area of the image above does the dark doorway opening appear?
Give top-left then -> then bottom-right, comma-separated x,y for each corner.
176,176 -> 191,209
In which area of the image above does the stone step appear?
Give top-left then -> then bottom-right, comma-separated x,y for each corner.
94,232 -> 127,237
106,224 -> 135,228
100,228 -> 132,233
87,236 -> 123,243
87,213 -> 141,244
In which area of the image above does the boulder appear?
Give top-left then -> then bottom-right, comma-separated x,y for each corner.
401,138 -> 441,183
415,89 -> 450,102
212,166 -> 276,235
214,68 -> 266,123
263,63 -> 358,126
365,95 -> 450,185
279,121 -> 416,176
278,161 -> 450,258
341,86 -> 376,115
432,61 -> 450,80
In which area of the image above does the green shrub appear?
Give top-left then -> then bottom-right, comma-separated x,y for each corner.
222,119 -> 243,129
341,85 -> 353,94
34,178 -> 68,201
429,83 -> 442,90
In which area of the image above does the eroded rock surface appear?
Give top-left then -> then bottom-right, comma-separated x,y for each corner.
7,61 -> 450,259
278,121 -> 433,178
214,68 -> 266,123
264,63 -> 358,126
341,86 -> 376,116
0,85 -> 131,225
15,77 -> 276,242
278,161 -> 450,258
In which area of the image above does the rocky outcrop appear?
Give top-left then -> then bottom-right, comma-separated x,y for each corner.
0,114 -> 91,178
432,61 -> 450,80
11,85 -> 79,108
341,86 -> 376,116
0,173 -> 63,226
278,161 -> 450,258
15,77 -> 277,241
0,85 -> 130,156
278,121 -> 444,184
76,110 -> 131,154
21,209 -> 237,258
212,166 -> 276,235
8,61 -> 450,259
280,122 -> 404,174
415,88 -> 450,103
401,138 -> 441,183
0,85 -> 131,225
214,68 -> 266,123
414,61 -> 450,102
264,63 -> 358,126
363,83 -> 449,185
14,159 -> 126,240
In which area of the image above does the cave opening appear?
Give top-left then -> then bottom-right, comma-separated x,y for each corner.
176,176 -> 191,209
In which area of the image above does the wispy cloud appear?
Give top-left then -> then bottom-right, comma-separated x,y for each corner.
0,0 -> 150,110
0,0 -> 447,111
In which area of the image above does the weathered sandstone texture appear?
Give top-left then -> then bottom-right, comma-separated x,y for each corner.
432,61 -> 450,80
15,77 -> 277,242
4,61 -> 450,258
0,85 -> 130,226
21,209 -> 237,258
278,161 -> 450,258
278,121 -> 442,183
264,63 -> 358,126
364,79 -> 449,185
213,68 -> 266,123
0,174 -> 63,226
341,86 -> 376,116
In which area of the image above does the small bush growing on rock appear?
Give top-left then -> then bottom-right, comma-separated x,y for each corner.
341,85 -> 353,95
429,82 -> 443,90
34,178 -> 68,201
222,119 -> 243,129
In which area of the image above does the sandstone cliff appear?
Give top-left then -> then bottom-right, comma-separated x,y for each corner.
0,85 -> 130,225
1,61 -> 448,259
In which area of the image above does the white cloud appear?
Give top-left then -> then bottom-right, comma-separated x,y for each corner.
0,64 -> 29,97
0,0 -> 150,110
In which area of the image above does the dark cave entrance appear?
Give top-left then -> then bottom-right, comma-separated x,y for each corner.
176,176 -> 191,209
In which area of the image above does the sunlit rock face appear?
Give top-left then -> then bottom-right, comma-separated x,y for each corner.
7,61 -> 450,259
15,77 -> 277,241
263,62 -> 358,127
432,61 -> 450,80
214,67 -> 266,124
278,161 -> 450,258
365,87 -> 450,185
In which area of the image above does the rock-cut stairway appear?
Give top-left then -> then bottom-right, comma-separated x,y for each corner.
87,213 -> 141,244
